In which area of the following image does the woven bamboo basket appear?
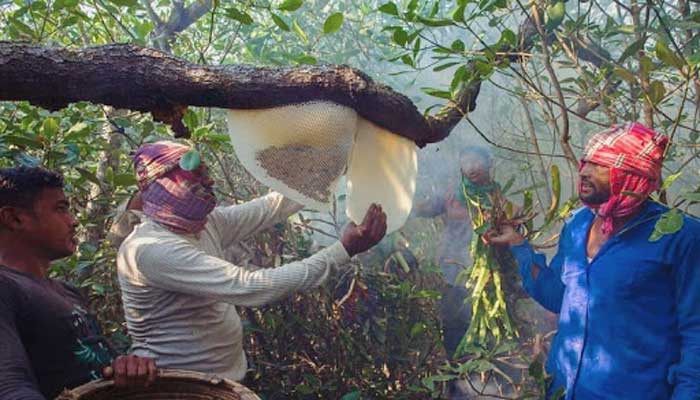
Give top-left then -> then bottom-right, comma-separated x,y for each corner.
55,370 -> 261,400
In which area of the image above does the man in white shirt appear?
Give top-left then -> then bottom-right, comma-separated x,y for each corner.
117,141 -> 386,381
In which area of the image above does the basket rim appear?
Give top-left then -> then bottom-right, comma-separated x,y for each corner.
61,368 -> 260,399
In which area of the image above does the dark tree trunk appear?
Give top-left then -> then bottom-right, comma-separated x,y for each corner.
0,41 -> 477,146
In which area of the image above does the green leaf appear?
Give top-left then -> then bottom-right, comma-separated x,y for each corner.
292,20 -> 308,43
499,29 -> 517,47
113,173 -> 137,187
450,65 -> 467,92
410,322 -> 426,338
75,167 -> 101,186
429,0 -> 440,17
545,1 -> 565,30
479,0 -> 505,11
60,15 -> 80,28
655,41 -> 685,70
416,15 -> 454,27
649,229 -> 664,242
422,373 -> 454,391
648,80 -> 667,105
640,55 -> 654,78
661,171 -> 682,191
226,7 -> 254,25
179,150 -> 201,171
92,283 -> 106,295
42,117 -> 59,138
278,0 -> 303,11
421,88 -> 451,99
433,62 -> 460,72
474,59 -> 494,77
451,39 -> 465,52
323,12 -> 344,34
64,121 -> 90,140
295,383 -> 314,395
392,28 -> 408,46
135,21 -> 154,38
545,164 -> 561,223
183,109 -> 199,130
270,13 -> 290,31
9,17 -> 35,38
54,0 -> 80,10
612,67 -> 637,84
452,4 -> 466,23
340,391 -> 361,400
378,2 -> 399,16
649,209 -> 684,242
294,55 -> 317,65
107,0 -> 138,7
668,19 -> 700,30
412,36 -> 421,58
616,24 -> 636,34
618,37 -> 646,63
688,53 -> 700,67
474,222 -> 493,235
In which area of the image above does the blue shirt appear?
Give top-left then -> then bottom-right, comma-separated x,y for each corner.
511,201 -> 700,399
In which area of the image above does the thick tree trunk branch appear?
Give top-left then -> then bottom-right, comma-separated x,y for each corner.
0,41 -> 454,146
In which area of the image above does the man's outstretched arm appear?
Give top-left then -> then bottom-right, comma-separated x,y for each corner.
485,224 -> 566,313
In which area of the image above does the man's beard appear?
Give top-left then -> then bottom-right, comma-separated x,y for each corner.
579,189 -> 610,205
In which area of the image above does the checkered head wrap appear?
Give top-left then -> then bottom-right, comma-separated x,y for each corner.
133,141 -> 216,234
580,122 -> 668,234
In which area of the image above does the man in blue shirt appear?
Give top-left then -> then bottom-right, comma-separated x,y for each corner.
486,122 -> 700,399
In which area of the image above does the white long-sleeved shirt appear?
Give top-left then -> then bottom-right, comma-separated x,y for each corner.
116,193 -> 350,381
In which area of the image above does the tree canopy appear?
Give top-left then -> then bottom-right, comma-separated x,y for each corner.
2,0 -> 699,398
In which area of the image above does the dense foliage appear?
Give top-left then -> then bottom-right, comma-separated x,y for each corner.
2,0 -> 699,398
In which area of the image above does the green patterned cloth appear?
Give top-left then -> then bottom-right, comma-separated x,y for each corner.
457,176 -> 499,208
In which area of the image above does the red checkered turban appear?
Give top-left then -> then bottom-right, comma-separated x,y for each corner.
580,122 -> 668,235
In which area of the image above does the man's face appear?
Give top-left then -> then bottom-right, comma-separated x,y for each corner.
460,152 -> 490,185
579,161 -> 611,205
196,163 -> 215,189
19,188 -> 78,260
193,163 -> 215,197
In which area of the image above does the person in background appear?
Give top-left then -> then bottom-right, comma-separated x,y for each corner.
412,146 -> 496,360
117,141 -> 387,382
486,122 -> 700,399
0,166 -> 157,400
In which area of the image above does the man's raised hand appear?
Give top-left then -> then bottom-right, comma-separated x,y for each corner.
483,224 -> 525,247
341,203 -> 387,256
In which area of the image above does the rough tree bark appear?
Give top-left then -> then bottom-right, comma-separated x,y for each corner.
0,41 -> 478,147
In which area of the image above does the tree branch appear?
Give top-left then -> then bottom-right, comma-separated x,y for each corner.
0,41 -> 459,146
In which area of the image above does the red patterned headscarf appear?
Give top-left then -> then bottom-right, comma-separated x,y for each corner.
580,122 -> 668,235
133,141 -> 216,234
